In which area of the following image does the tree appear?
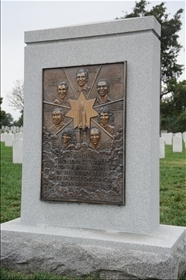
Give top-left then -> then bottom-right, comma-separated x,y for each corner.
8,80 -> 24,126
0,97 -> 6,128
161,79 -> 186,132
13,113 -> 23,127
8,80 -> 24,112
1,112 -> 14,127
116,0 -> 184,99
1,97 -> 14,127
116,0 -> 185,132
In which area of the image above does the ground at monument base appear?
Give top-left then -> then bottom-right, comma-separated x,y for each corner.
1,219 -> 186,280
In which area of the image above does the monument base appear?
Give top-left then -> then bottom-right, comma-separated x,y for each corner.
1,219 -> 186,280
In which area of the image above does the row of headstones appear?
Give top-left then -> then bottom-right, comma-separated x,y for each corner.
159,132 -> 186,158
1,132 -> 23,164
1,131 -> 186,163
1,126 -> 23,133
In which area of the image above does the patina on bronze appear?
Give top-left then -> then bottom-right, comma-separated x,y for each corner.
41,62 -> 127,205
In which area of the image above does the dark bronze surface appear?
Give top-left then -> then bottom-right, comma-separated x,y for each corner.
41,62 -> 127,205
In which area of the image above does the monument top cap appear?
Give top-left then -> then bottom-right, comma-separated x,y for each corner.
24,16 -> 161,44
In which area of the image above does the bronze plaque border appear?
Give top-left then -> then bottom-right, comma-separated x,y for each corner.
40,61 -> 127,205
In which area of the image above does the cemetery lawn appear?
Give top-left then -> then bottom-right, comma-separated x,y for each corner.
160,144 -> 186,227
1,142 -> 22,223
0,267 -> 99,280
1,142 -> 186,280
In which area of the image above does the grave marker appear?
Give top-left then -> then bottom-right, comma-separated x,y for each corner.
173,135 -> 183,152
13,139 -> 23,164
5,133 -> 14,147
159,137 -> 165,158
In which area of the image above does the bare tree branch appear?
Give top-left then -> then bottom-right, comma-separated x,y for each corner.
8,80 -> 24,112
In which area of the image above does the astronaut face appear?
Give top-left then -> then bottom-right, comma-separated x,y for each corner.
76,71 -> 87,87
58,84 -> 67,100
63,133 -> 70,144
52,110 -> 63,125
97,81 -> 109,97
100,112 -> 109,126
90,128 -> 100,148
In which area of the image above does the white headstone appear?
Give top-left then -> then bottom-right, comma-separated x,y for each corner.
159,137 -> 165,158
175,132 -> 182,138
173,136 -> 182,152
1,132 -> 8,142
182,132 -> 186,143
5,133 -> 15,147
19,132 -> 23,139
13,139 -> 23,164
15,132 -> 23,139
16,127 -> 20,133
161,132 -> 173,145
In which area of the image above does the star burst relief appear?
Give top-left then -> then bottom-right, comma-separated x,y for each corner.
66,93 -> 98,129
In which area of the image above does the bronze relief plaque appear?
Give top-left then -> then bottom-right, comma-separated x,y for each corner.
41,62 -> 127,205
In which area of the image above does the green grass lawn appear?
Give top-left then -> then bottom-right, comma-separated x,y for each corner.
160,144 -> 186,226
0,267 -> 98,280
1,141 -> 186,279
1,143 -> 22,223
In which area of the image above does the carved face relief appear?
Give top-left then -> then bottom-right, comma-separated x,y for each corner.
58,85 -> 67,100
100,112 -> 109,127
90,128 -> 100,148
97,81 -> 109,97
52,110 -> 63,125
76,72 -> 87,87
62,133 -> 71,144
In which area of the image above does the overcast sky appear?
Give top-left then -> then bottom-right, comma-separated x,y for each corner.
1,0 -> 185,120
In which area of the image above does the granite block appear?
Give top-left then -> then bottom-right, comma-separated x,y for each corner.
21,16 -> 161,234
